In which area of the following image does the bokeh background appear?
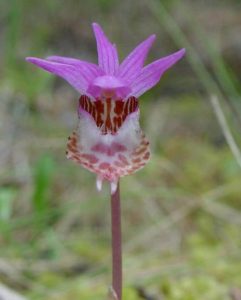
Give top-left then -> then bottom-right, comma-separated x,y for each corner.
0,0 -> 241,299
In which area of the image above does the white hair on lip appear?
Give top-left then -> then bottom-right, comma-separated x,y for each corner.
77,110 -> 141,158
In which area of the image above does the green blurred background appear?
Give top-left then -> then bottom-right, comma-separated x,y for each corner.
0,0 -> 241,299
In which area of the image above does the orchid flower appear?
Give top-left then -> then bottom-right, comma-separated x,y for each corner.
26,23 -> 185,300
26,23 -> 185,194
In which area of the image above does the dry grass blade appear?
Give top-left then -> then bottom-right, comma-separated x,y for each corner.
203,197 -> 241,225
210,95 -> 241,169
124,199 -> 198,252
107,286 -> 118,300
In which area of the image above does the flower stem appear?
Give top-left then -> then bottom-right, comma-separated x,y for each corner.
111,181 -> 122,300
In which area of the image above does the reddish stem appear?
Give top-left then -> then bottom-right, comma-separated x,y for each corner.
111,181 -> 122,300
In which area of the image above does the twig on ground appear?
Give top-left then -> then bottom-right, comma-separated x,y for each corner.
230,288 -> 241,300
0,283 -> 27,300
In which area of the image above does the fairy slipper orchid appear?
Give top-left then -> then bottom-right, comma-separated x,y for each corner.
26,23 -> 185,194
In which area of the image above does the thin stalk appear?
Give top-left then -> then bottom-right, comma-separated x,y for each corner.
111,181 -> 122,300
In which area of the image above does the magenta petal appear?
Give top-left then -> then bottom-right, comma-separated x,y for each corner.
26,57 -> 98,95
129,48 -> 186,97
118,34 -> 156,82
92,23 -> 119,75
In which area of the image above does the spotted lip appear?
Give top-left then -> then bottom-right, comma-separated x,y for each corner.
66,131 -> 150,182
79,95 -> 139,135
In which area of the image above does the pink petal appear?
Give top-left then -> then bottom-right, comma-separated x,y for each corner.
26,57 -> 101,95
118,34 -> 156,82
92,23 -> 119,75
129,48 -> 186,98
47,56 -> 104,82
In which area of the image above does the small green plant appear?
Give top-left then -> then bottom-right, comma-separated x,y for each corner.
32,154 -> 55,228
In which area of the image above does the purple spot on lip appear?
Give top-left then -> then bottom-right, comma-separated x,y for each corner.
91,142 -> 127,156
